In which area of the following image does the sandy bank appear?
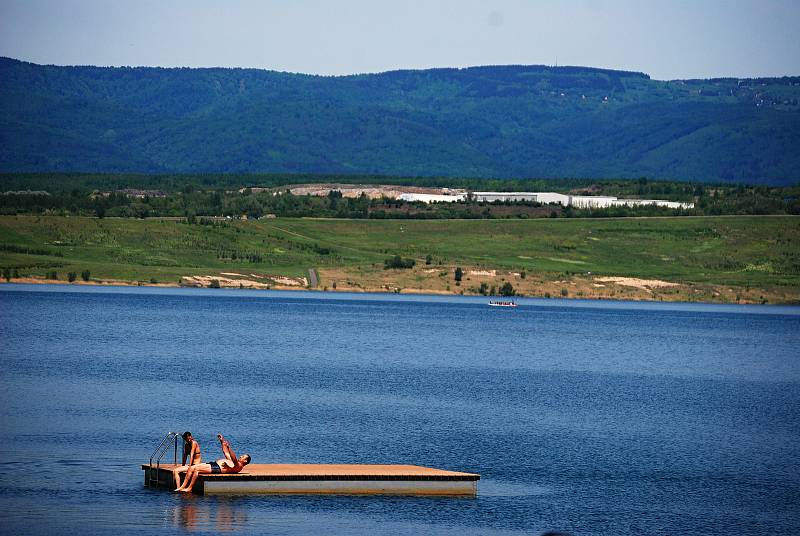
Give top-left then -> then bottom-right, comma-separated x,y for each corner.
2,272 -> 795,305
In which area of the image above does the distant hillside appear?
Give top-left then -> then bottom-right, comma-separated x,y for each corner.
1,57 -> 799,184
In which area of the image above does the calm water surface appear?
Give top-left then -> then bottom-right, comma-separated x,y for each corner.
1,284 -> 799,535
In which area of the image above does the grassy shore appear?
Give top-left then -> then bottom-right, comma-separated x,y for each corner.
1,215 -> 798,303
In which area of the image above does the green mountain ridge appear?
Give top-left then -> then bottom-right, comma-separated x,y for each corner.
1,57 -> 798,184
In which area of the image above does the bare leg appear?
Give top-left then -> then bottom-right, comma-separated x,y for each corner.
179,467 -> 201,493
176,466 -> 196,492
177,466 -> 196,492
173,465 -> 190,491
178,463 -> 211,492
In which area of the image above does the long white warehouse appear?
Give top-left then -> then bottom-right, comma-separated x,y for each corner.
397,193 -> 467,203
470,192 -> 693,209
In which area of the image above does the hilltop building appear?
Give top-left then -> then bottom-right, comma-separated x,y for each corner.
398,191 -> 693,209
397,193 -> 468,203
265,184 -> 693,210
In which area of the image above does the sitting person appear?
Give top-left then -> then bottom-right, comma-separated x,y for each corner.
176,433 -> 251,493
172,431 -> 201,491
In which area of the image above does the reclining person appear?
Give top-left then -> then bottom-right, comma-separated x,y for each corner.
172,431 -> 201,491
176,433 -> 251,492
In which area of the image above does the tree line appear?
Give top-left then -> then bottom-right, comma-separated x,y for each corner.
1,176 -> 798,219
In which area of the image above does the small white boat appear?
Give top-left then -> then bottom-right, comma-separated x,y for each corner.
488,300 -> 517,307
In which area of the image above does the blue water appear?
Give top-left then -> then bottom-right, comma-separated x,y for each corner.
1,284 -> 799,535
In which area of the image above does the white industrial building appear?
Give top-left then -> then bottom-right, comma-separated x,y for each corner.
474,192 -> 621,207
471,192 -> 543,203
610,199 -> 693,209
410,191 -> 693,209
397,193 -> 467,203
567,195 -> 619,208
530,193 -> 571,205
283,185 -> 693,210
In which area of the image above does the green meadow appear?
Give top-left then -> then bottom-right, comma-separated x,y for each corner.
0,215 -> 798,293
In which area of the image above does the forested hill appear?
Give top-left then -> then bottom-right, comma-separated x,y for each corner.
1,57 -> 799,185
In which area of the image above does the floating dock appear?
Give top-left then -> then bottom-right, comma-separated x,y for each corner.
143,463 -> 479,496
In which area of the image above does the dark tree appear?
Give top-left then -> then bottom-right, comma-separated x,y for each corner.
454,267 -> 463,282
67,272 -> 77,282
81,270 -> 91,282
384,255 -> 415,269
500,282 -> 515,296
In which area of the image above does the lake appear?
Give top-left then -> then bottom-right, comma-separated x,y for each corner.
1,284 -> 798,535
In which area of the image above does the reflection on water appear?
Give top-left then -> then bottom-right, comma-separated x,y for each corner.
172,497 -> 248,532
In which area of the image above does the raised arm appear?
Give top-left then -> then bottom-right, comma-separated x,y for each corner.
218,434 -> 237,462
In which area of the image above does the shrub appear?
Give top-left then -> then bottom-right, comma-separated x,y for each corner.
2,268 -> 10,282
209,279 -> 221,288
500,282 -> 515,296
561,288 -> 569,297
81,270 -> 91,282
384,255 -> 415,269
67,272 -> 77,282
48,271 -> 58,280
425,254 -> 433,265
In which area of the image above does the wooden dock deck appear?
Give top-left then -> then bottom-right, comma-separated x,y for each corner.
143,463 -> 480,496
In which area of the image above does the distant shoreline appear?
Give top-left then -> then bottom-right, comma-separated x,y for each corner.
2,215 -> 797,305
2,276 -> 796,306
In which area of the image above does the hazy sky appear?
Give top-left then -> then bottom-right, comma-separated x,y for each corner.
1,0 -> 798,80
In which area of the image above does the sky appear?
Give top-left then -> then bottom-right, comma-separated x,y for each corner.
1,0 -> 799,80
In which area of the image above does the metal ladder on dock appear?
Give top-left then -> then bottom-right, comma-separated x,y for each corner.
147,432 -> 179,488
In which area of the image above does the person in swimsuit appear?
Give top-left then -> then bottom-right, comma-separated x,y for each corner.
176,433 -> 251,493
172,431 -> 201,491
